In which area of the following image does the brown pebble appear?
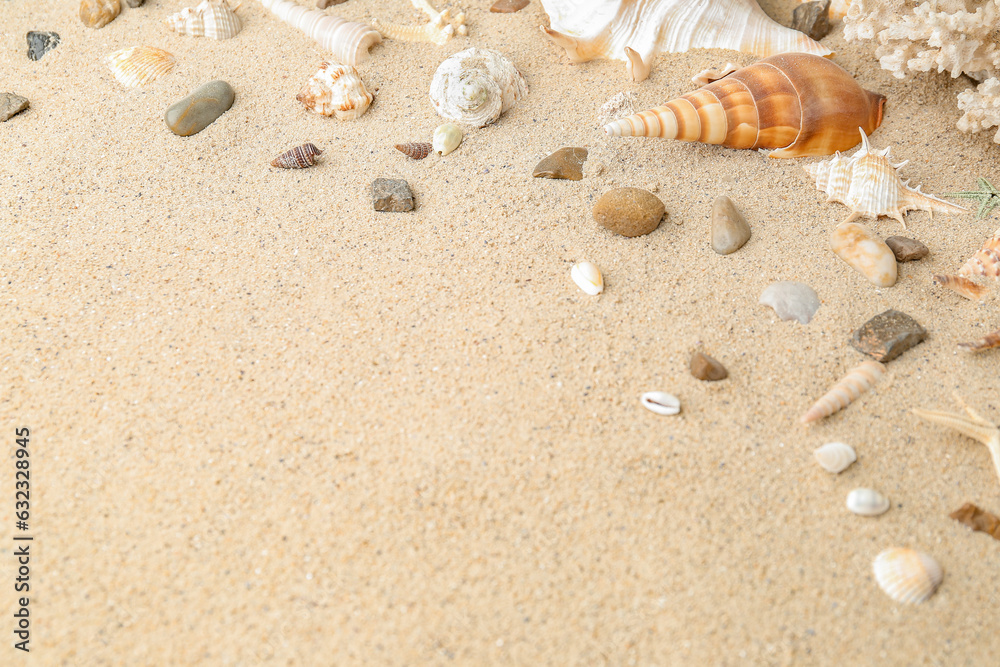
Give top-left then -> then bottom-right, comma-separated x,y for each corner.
690,351 -> 728,381
593,187 -> 665,237
532,147 -> 588,181
317,0 -> 348,7
885,236 -> 929,262
372,178 -> 414,212
791,0 -> 832,41
490,0 -> 529,12
950,502 -> 1000,540
79,0 -> 121,29
850,309 -> 927,362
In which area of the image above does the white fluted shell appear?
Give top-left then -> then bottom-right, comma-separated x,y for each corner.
106,46 -> 175,87
873,548 -> 942,604
813,441 -> 856,473
260,0 -> 381,66
429,47 -> 528,128
296,62 -> 373,120
166,0 -> 242,40
846,488 -> 889,516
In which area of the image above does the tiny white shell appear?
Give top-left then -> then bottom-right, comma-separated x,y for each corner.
641,391 -> 680,416
432,123 -> 463,156
571,261 -> 603,295
846,488 -> 890,516
813,441 -> 857,473
873,548 -> 943,604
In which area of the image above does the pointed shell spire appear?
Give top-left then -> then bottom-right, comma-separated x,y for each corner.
801,360 -> 886,424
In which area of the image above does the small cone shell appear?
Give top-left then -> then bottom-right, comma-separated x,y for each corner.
801,360 -> 885,424
873,548 -> 942,605
395,142 -> 432,159
958,328 -> 1000,352
270,143 -> 323,168
106,46 -> 175,88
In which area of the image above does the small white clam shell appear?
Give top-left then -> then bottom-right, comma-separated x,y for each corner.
846,488 -> 890,516
640,391 -> 680,416
813,441 -> 857,473
432,123 -> 463,156
571,261 -> 603,295
873,548 -> 942,604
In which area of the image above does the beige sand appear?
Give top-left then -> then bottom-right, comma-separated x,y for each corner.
3,0 -> 1000,663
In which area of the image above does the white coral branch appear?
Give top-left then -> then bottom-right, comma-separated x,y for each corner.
958,77 -> 1000,143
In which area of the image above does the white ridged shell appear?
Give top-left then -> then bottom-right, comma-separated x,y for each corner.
873,548 -> 943,605
432,123 -> 463,156
106,46 -> 175,88
801,360 -> 886,424
846,488 -> 890,516
571,261 -> 603,295
165,0 -> 242,40
641,391 -> 680,416
260,0 -> 381,66
813,441 -> 856,473
296,62 -> 373,120
429,47 -> 528,128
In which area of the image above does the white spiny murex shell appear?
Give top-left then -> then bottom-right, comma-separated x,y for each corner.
801,360 -> 885,424
432,123 -> 463,156
259,0 -> 381,66
873,548 -> 943,605
296,62 -> 373,120
373,0 -> 467,46
813,441 -> 857,473
846,488 -> 890,516
641,392 -> 680,416
804,129 -> 966,229
540,0 -> 831,82
571,261 -> 603,295
105,46 -> 175,87
429,47 -> 528,128
166,0 -> 242,40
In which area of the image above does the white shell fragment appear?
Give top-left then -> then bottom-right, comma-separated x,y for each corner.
759,281 -> 820,324
106,46 -> 175,88
430,47 -> 528,128
641,391 -> 681,416
432,123 -> 463,156
165,0 -> 242,40
571,261 -> 604,295
846,488 -> 890,516
813,441 -> 857,473
296,62 -> 373,120
873,548 -> 943,605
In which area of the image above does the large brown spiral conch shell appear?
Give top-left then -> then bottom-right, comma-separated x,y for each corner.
603,53 -> 886,158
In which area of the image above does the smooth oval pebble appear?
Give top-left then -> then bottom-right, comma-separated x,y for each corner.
711,195 -> 751,254
641,391 -> 680,416
689,351 -> 727,381
830,222 -> 897,287
813,441 -> 856,473
490,0 -> 529,12
80,0 -> 120,29
759,281 -> 820,324
873,548 -> 942,605
571,261 -> 603,295
164,80 -> 235,137
593,187 -> 665,237
847,488 -> 890,516
532,147 -> 587,181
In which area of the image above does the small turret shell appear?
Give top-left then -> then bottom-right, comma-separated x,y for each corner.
271,143 -> 323,168
801,360 -> 886,424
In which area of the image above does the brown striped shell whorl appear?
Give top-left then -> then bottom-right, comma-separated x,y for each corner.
271,143 -> 323,168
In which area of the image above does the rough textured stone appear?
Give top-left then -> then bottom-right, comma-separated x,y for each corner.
26,31 -> 60,61
125,0 -> 145,6
885,236 -> 929,262
711,195 -> 751,254
690,352 -> 728,381
372,178 -> 415,212
532,147 -> 588,181
593,187 -> 665,237
164,80 -> 235,136
759,281 -> 820,324
850,309 -> 928,362
0,93 -> 30,122
791,0 -> 832,41
490,0 -> 529,12
79,0 -> 121,29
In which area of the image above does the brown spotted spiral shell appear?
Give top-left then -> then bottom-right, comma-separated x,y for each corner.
271,143 -> 323,169
394,142 -> 432,159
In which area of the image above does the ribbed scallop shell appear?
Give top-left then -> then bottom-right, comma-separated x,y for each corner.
541,0 -> 831,82
106,46 -> 175,88
873,548 -> 942,605
813,441 -> 857,473
846,488 -> 890,516
271,143 -> 323,168
933,274 -> 988,301
260,0 -> 381,66
430,47 -> 528,128
604,54 -> 885,158
801,360 -> 885,424
395,142 -> 432,159
165,0 -> 242,40
959,228 -> 1000,278
296,62 -> 373,120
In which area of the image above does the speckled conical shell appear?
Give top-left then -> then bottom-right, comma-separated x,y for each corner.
959,228 -> 1000,278
813,441 -> 857,473
260,0 -> 381,66
541,0 -> 831,82
603,54 -> 885,158
804,129 -> 967,227
165,0 -> 242,40
429,47 -> 528,128
873,548 -> 942,604
271,143 -> 323,168
296,62 -> 373,120
106,46 -> 175,87
801,360 -> 885,424
395,142 -> 432,159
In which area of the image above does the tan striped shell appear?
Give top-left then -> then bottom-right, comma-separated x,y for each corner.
933,274 -> 988,301
271,143 -> 323,168
260,0 -> 381,66
873,548 -> 942,605
958,328 -> 1000,352
106,46 -> 175,88
603,53 -> 885,158
296,62 -> 373,120
801,360 -> 885,424
960,228 -> 1000,278
395,142 -> 432,159
165,0 -> 242,40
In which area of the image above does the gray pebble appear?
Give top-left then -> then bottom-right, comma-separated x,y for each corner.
164,80 -> 235,137
711,195 -> 751,254
850,309 -> 928,362
0,93 -> 30,122
126,0 -> 145,6
759,281 -> 820,324
885,236 -> 929,262
26,31 -> 60,61
372,178 -> 414,212
792,0 -> 832,41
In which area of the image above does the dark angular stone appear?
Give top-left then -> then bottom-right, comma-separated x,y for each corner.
791,0 -> 832,42
372,178 -> 414,212
885,236 -> 929,262
850,309 -> 928,362
125,0 -> 145,7
532,147 -> 588,181
690,351 -> 728,381
164,80 -> 235,137
0,93 -> 30,122
26,31 -> 60,61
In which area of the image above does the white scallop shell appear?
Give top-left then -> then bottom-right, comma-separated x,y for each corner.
433,123 -> 463,156
873,548 -> 943,604
106,46 -> 175,88
296,62 -> 373,120
165,0 -> 242,40
813,441 -> 856,473
429,47 -> 528,128
571,261 -> 603,295
260,0 -> 381,66
641,391 -> 680,416
846,488 -> 890,516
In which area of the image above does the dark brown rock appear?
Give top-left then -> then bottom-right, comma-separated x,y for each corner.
532,147 -> 588,181
372,178 -> 414,212
0,93 -> 29,122
593,187 -> 665,237
850,309 -> 928,362
791,0 -> 832,41
690,351 -> 728,381
490,0 -> 529,12
950,503 -> 1000,540
885,236 -> 929,262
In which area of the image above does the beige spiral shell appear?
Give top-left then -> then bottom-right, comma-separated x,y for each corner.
873,548 -> 943,605
270,143 -> 323,168
395,142 -> 432,159
959,228 -> 1000,278
429,47 -> 528,128
166,0 -> 242,40
296,62 -> 373,120
260,0 -> 381,66
106,46 -> 175,88
958,328 -> 1000,353
933,274 -> 988,301
801,360 -> 885,424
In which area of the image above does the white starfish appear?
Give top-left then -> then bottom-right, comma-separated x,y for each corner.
913,394 -> 1000,490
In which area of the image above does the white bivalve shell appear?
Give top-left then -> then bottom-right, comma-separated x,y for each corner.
640,391 -> 680,416
571,261 -> 603,295
296,62 -> 373,120
813,441 -> 856,473
165,0 -> 242,40
846,488 -> 890,516
873,548 -> 943,605
429,47 -> 528,128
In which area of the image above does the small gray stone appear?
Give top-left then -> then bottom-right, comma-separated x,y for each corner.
125,0 -> 145,6
26,31 -> 60,61
532,147 -> 588,181
850,309 -> 928,362
759,281 -> 820,324
372,178 -> 414,212
593,187 -> 665,237
711,195 -> 751,254
0,93 -> 30,122
885,236 -> 929,262
164,80 -> 235,136
791,0 -> 832,42
317,0 -> 347,7
690,351 -> 728,381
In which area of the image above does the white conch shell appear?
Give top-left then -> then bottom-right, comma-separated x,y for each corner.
873,548 -> 943,605
259,0 -> 381,66
429,47 -> 527,128
813,441 -> 857,473
373,0 -> 467,46
166,0 -> 242,40
801,360 -> 885,424
540,0 -> 832,82
106,46 -> 175,87
804,129 -> 966,229
296,62 -> 373,120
